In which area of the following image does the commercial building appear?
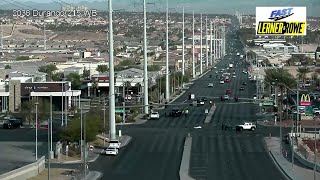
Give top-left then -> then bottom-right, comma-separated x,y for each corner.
0,69 -> 81,113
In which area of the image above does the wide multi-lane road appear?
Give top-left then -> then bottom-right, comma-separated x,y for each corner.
90,35 -> 286,180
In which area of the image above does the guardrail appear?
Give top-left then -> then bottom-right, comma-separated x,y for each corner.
0,156 -> 45,180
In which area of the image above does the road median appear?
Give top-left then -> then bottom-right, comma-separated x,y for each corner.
179,136 -> 195,180
204,105 -> 217,124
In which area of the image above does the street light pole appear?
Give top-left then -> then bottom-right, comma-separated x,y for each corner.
182,7 -> 185,76
200,13 -> 203,74
80,106 -> 83,159
108,0 -> 116,140
192,10 -> 195,79
65,84 -> 68,127
47,106 -> 50,180
35,101 -> 39,161
165,0 -> 170,102
143,0 -> 149,114
205,15 -> 208,69
103,98 -> 106,147
83,112 -> 87,178
61,83 -> 64,126
210,20 -> 213,66
50,95 -> 53,159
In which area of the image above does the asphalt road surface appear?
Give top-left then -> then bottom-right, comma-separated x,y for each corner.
89,26 -> 287,179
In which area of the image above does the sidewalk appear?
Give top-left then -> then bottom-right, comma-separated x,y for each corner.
258,119 -> 320,128
28,168 -> 101,180
52,135 -> 131,164
264,137 -> 320,180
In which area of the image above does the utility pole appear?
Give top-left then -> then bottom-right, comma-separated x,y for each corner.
1,22 -> 3,55
35,101 -> 39,161
143,0 -> 149,114
182,7 -> 185,76
192,11 -> 195,79
108,0 -> 116,140
61,83 -> 64,127
205,15 -> 208,68
213,22 -> 216,62
165,0 -> 170,102
103,98 -> 106,147
210,20 -> 213,66
65,85 -> 68,127
200,13 -> 203,74
80,106 -> 83,159
50,95 -> 53,159
44,21 -> 46,51
47,107 -> 50,180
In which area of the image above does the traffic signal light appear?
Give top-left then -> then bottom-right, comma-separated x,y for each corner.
188,93 -> 191,100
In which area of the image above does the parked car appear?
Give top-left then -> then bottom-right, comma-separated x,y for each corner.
3,119 -> 23,129
108,140 -> 121,149
105,147 -> 118,156
150,112 -> 160,119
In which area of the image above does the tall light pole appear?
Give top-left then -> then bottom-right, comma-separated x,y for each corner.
143,0 -> 149,114
192,10 -> 195,79
80,106 -> 83,159
200,13 -> 203,74
102,99 -> 106,147
61,83 -> 64,126
165,0 -> 170,102
1,22 -> 3,55
50,95 -> 53,159
35,101 -> 39,161
182,7 -> 185,76
65,84 -> 68,127
108,0 -> 116,140
47,104 -> 50,180
213,22 -> 216,62
44,21 -> 46,51
205,15 -> 208,68
210,20 -> 213,66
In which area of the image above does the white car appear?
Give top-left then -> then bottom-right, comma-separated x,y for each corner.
208,83 -> 214,87
108,140 -> 121,149
150,112 -> 160,119
105,147 -> 118,156
220,80 -> 225,84
236,122 -> 256,131
313,108 -> 320,115
232,75 -> 236,78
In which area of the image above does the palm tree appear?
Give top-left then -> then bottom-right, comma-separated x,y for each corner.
296,67 -> 311,88
265,68 -> 296,121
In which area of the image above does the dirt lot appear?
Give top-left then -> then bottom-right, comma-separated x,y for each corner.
53,31 -> 107,41
3,24 -> 48,39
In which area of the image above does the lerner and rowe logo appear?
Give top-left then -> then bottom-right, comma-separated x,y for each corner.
300,94 -> 312,106
256,7 -> 307,36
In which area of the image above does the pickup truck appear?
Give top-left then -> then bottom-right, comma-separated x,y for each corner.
235,122 -> 256,131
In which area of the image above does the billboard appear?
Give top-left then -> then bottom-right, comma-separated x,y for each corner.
300,94 -> 312,106
21,82 -> 69,96
256,7 -> 307,36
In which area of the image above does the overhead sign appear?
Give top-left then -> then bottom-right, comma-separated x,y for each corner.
300,94 -> 312,106
256,7 -> 306,36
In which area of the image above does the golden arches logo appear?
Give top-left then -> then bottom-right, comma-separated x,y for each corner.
300,94 -> 311,106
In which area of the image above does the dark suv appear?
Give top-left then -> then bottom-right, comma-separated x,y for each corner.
3,119 -> 23,129
170,108 -> 183,117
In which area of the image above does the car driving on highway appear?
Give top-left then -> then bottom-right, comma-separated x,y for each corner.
170,108 -> 183,117
105,147 -> 118,156
235,122 -> 256,131
3,119 -> 23,129
150,112 -> 160,119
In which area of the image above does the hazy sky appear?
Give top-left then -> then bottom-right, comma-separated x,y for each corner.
10,0 -> 320,16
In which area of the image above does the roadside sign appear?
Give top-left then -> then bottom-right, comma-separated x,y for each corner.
115,109 -> 124,113
262,102 -> 273,106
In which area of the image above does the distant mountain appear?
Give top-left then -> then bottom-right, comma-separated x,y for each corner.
0,0 -> 319,17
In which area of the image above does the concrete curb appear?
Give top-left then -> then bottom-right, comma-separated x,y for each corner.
204,105 -> 217,124
179,136 -> 196,180
120,135 -> 132,148
258,121 -> 320,128
268,151 -> 293,180
84,171 -> 103,180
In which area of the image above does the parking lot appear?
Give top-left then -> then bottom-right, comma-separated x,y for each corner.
0,128 -> 51,174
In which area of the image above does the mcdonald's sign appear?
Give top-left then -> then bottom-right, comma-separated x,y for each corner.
300,94 -> 312,106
